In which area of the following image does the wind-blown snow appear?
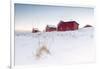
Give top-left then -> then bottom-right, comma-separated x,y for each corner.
15,27 -> 95,65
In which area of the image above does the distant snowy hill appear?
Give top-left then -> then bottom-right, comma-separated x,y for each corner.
15,27 -> 95,65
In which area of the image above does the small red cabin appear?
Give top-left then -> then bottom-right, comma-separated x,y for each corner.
57,21 -> 79,31
46,25 -> 56,32
32,28 -> 40,33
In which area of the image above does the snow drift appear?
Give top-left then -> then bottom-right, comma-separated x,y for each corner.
15,27 -> 95,65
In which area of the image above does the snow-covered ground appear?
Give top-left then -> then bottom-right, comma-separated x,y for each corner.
15,27 -> 95,65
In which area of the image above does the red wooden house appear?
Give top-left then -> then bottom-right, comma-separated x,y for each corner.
46,25 -> 56,32
57,21 -> 79,31
32,28 -> 40,33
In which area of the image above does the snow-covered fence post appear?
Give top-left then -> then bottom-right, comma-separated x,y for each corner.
37,33 -> 41,47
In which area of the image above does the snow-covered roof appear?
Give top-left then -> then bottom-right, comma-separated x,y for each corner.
33,28 -> 39,30
47,25 -> 56,28
59,20 -> 79,25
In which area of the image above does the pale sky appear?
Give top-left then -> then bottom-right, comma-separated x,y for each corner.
15,3 -> 95,32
